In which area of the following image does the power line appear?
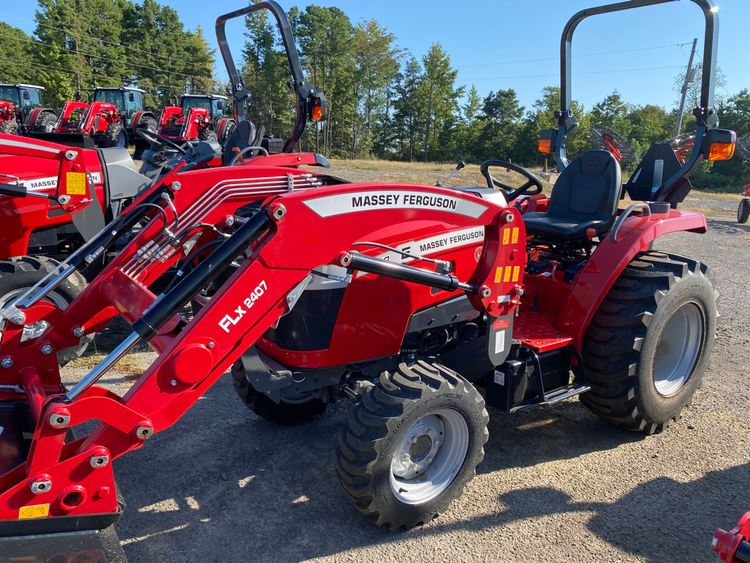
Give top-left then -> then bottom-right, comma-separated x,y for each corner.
454,42 -> 694,69
0,11 -> 202,65
456,64 -> 685,83
0,30 -> 213,83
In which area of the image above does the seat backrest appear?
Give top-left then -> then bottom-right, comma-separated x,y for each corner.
548,149 -> 621,223
222,119 -> 258,166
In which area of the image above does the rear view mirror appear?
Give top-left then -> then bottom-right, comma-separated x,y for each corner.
128,93 -> 135,102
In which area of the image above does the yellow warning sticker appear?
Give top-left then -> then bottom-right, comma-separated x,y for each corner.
494,266 -> 504,283
19,503 -> 49,519
512,265 -> 520,282
502,229 -> 511,245
66,172 -> 87,196
511,227 -> 519,244
503,266 -> 512,283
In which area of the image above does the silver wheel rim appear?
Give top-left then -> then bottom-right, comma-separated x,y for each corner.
653,301 -> 704,397
389,408 -> 469,505
0,288 -> 68,342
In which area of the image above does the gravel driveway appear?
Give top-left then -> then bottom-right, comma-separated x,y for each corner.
62,192 -> 750,563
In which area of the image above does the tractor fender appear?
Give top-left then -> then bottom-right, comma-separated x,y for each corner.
557,209 -> 707,347
131,110 -> 156,132
216,117 -> 235,142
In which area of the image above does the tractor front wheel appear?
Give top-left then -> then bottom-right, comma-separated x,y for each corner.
33,111 -> 56,133
230,359 -> 327,425
336,361 -> 488,530
738,198 -> 750,224
0,257 -> 88,365
0,119 -> 18,135
581,251 -> 715,434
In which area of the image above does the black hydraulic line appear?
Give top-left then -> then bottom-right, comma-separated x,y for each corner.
132,211 -> 273,340
342,251 -> 477,294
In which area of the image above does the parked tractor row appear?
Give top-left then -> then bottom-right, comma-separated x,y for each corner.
0,0 -> 743,561
0,84 -> 237,153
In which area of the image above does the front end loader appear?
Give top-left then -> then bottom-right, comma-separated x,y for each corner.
157,93 -> 236,144
0,84 -> 57,135
0,0 -> 736,559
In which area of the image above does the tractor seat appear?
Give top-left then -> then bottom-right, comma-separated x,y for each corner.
523,150 -> 621,240
222,120 -> 261,166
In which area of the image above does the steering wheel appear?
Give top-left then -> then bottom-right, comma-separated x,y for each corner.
479,160 -> 543,201
136,129 -> 188,155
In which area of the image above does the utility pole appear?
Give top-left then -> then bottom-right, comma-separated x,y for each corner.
674,37 -> 698,138
73,1 -> 83,100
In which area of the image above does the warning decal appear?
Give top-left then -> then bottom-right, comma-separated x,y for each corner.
65,172 -> 87,196
19,503 -> 49,519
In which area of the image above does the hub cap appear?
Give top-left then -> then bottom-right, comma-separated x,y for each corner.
389,409 -> 469,505
653,302 -> 705,397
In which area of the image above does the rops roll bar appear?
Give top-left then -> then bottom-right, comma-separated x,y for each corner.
215,1 -> 326,153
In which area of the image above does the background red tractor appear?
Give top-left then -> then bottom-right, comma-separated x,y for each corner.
0,84 -> 57,135
52,87 -> 156,151
158,93 -> 235,143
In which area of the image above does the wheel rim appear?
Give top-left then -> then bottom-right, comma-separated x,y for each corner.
389,408 -> 469,505
0,288 -> 68,342
653,301 -> 705,397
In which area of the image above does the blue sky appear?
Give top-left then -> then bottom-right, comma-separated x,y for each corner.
4,0 -> 748,113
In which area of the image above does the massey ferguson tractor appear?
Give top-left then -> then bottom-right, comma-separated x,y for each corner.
0,0 -> 737,560
53,87 -> 157,151
0,84 -> 57,135
158,93 -> 236,144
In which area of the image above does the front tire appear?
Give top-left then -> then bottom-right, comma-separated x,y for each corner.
230,359 -> 326,425
738,198 -> 750,224
0,256 -> 88,364
336,361 -> 489,530
0,119 -> 18,135
33,111 -> 57,133
581,251 -> 716,434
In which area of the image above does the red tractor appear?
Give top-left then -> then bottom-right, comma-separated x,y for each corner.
0,1 -> 736,559
52,87 -> 156,151
158,93 -> 235,144
0,84 -> 57,135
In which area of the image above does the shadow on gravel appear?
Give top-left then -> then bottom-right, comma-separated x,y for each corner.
114,376 -> 693,562
706,219 -> 750,236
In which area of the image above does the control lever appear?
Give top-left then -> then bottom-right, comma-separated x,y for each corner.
436,161 -> 466,187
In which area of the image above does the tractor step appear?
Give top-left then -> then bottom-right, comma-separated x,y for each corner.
0,524 -> 127,562
542,383 -> 591,404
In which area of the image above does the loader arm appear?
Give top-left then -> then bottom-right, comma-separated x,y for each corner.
0,177 -> 523,534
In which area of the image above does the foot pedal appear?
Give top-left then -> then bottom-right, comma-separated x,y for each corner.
542,383 -> 591,405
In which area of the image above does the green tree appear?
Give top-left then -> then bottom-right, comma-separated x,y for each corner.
391,56 -> 425,161
478,88 -> 525,161
0,23 -> 37,85
418,43 -> 461,161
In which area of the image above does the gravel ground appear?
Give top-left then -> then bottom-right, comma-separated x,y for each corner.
60,190 -> 750,563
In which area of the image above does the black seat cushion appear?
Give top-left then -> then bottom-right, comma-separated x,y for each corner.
524,150 -> 621,240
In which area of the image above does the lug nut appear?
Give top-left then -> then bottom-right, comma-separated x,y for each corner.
1,357 -> 13,368
41,344 -> 53,355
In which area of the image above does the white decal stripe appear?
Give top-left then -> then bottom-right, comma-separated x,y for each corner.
0,138 -> 59,154
303,190 -> 487,219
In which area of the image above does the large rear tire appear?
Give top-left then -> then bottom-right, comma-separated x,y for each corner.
581,251 -> 716,435
230,359 -> 326,425
738,198 -> 750,224
336,361 -> 489,530
0,257 -> 88,365
33,111 -> 57,133
0,119 -> 18,134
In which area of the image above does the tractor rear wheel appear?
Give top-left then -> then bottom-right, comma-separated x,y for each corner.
33,111 -> 56,133
105,123 -> 127,148
336,361 -> 488,530
581,251 -> 716,435
199,128 -> 218,143
230,359 -> 327,425
738,198 -> 750,224
0,257 -> 88,365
